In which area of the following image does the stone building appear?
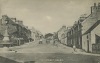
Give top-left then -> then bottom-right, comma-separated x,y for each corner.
67,22 -> 82,48
45,33 -> 54,44
67,3 -> 100,51
0,15 -> 31,47
82,3 -> 100,53
67,26 -> 73,47
30,27 -> 37,42
57,25 -> 67,45
67,15 -> 86,49
64,29 -> 68,45
31,27 -> 43,42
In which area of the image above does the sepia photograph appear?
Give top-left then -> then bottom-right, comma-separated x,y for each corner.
0,0 -> 100,63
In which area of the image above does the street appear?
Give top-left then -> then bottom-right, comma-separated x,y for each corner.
0,0 -> 100,63
10,41 -> 74,53
0,41 -> 100,63
0,52 -> 100,63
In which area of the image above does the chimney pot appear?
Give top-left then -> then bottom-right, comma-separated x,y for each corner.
94,3 -> 96,6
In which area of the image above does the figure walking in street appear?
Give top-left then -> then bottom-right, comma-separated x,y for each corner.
73,45 -> 76,52
15,50 -> 17,53
39,39 -> 42,44
53,41 -> 55,45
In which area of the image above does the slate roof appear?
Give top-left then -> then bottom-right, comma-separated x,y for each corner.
83,20 -> 100,35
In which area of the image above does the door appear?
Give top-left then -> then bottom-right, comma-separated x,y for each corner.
87,40 -> 89,53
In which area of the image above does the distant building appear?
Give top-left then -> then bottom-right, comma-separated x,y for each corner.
53,32 -> 58,40
63,28 -> 68,45
31,27 -> 43,42
45,33 -> 54,44
67,26 -> 72,47
57,25 -> 67,45
30,27 -> 36,42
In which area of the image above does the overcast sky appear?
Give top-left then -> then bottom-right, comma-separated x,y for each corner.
0,0 -> 100,34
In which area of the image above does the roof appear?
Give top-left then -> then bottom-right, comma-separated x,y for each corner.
83,20 -> 100,35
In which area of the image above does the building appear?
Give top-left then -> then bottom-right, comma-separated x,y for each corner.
67,15 -> 86,49
64,29 -> 68,45
0,15 -> 31,47
45,33 -> 54,44
57,25 -> 67,45
31,27 -> 43,42
53,32 -> 58,40
82,3 -> 100,53
66,26 -> 72,47
66,3 -> 100,53
30,27 -> 37,42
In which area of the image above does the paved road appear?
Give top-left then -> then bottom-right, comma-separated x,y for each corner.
0,53 -> 100,63
9,41 -> 75,53
0,42 -> 100,63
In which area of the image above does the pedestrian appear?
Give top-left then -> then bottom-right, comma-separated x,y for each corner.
39,39 -> 42,44
73,45 -> 76,52
53,41 -> 55,45
15,50 -> 17,53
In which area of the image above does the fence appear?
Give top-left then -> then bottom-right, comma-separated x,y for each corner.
92,44 -> 100,54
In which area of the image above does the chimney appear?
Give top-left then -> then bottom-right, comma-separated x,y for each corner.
25,26 -> 28,29
98,3 -> 100,6
79,14 -> 87,22
94,3 -> 96,6
67,26 -> 71,30
62,25 -> 66,28
15,20 -> 23,26
19,21 -> 23,26
98,3 -> 100,11
91,3 -> 97,14
1,15 -> 8,24
15,20 -> 19,24
2,15 -> 8,21
11,18 -> 16,22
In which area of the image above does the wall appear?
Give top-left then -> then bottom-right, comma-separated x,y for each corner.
82,34 -> 88,52
82,3 -> 100,52
82,33 -> 91,52
91,24 -> 100,51
57,26 -> 66,44
97,12 -> 100,20
67,21 -> 82,49
64,37 -> 67,45
91,24 -> 100,43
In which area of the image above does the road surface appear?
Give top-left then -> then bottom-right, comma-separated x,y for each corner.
0,41 -> 100,63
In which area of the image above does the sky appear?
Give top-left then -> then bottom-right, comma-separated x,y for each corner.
0,0 -> 100,34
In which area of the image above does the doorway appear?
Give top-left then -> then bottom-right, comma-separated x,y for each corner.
87,40 -> 89,53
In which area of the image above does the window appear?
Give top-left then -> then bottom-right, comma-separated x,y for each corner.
71,30 -> 73,35
87,35 -> 88,39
